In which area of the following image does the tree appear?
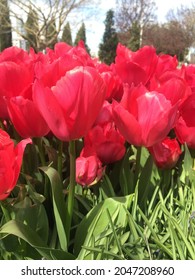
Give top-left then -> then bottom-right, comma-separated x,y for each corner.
115,0 -> 157,50
98,9 -> 118,64
61,22 -> 72,45
25,6 -> 39,51
143,22 -> 187,61
45,17 -> 58,49
0,0 -> 12,51
166,5 -> 195,49
142,4 -> 195,61
74,22 -> 90,53
0,0 -> 95,52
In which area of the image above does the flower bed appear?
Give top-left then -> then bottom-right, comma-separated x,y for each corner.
0,41 -> 195,260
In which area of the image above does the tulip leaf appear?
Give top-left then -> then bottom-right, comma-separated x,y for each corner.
40,166 -> 67,251
0,220 -> 75,260
138,154 -> 154,204
74,195 -> 133,259
119,148 -> 134,195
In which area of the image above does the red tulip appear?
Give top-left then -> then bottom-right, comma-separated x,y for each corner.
33,66 -> 106,141
94,100 -> 113,126
148,137 -> 182,169
76,154 -> 104,186
175,94 -> 195,149
114,44 -> 158,86
150,77 -> 191,107
7,96 -> 50,138
84,122 -> 126,164
153,53 -> 178,80
0,129 -> 32,200
0,61 -> 33,119
112,84 -> 178,147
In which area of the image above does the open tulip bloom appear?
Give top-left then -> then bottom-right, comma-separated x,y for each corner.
0,42 -> 195,260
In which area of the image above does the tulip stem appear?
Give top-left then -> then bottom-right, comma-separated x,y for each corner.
35,138 -> 46,166
58,141 -> 63,179
134,146 -> 142,187
65,140 -> 76,245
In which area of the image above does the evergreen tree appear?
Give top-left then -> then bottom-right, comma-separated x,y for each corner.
25,6 -> 39,51
0,0 -> 12,51
98,9 -> 118,65
46,17 -> 58,49
128,22 -> 141,51
61,22 -> 73,45
74,22 -> 90,53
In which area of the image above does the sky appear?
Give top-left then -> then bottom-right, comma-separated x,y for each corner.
80,0 -> 195,56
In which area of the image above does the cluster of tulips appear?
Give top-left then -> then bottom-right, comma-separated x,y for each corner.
0,40 -> 195,201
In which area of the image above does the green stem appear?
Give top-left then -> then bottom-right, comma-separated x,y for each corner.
35,137 -> 46,166
134,146 -> 142,187
65,140 -> 76,245
58,141 -> 63,180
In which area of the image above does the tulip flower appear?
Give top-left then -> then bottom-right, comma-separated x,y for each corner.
148,137 -> 182,169
0,129 -> 32,200
84,122 -> 126,164
175,94 -> 195,149
76,154 -> 104,186
114,44 -> 158,86
33,66 -> 106,141
112,84 -> 178,147
7,96 -> 50,138
0,61 -> 33,119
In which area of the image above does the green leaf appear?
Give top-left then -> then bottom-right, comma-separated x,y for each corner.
99,174 -> 116,198
74,195 -> 133,258
40,167 -> 67,251
138,154 -> 154,204
0,220 -> 49,259
0,220 -> 75,260
119,149 -> 134,195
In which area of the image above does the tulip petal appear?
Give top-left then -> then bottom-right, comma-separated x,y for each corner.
33,80 -> 70,141
112,101 -> 142,146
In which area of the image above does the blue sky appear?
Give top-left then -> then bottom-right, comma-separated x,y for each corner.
82,0 -> 195,55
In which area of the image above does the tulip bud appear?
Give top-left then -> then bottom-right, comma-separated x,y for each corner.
148,137 -> 182,169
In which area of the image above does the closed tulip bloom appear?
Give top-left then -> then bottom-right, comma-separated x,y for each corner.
33,66 -> 106,141
7,96 -> 50,138
148,137 -> 182,169
0,129 -> 32,200
76,154 -> 103,186
0,61 -> 33,119
112,84 -> 178,147
84,122 -> 126,164
175,94 -> 195,149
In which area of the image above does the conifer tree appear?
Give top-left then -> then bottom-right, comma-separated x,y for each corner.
25,6 -> 39,51
74,22 -> 90,53
46,17 -> 58,49
61,22 -> 73,45
0,0 -> 12,51
98,9 -> 118,65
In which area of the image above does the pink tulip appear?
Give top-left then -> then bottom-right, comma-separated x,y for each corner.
76,154 -> 104,186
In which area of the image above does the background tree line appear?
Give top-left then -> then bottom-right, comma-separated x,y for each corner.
1,0 -> 195,64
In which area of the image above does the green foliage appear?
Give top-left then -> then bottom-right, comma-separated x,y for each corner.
61,22 -> 73,45
98,9 -> 118,64
0,0 -> 12,51
74,22 -> 90,54
128,22 -> 141,51
0,139 -> 195,260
